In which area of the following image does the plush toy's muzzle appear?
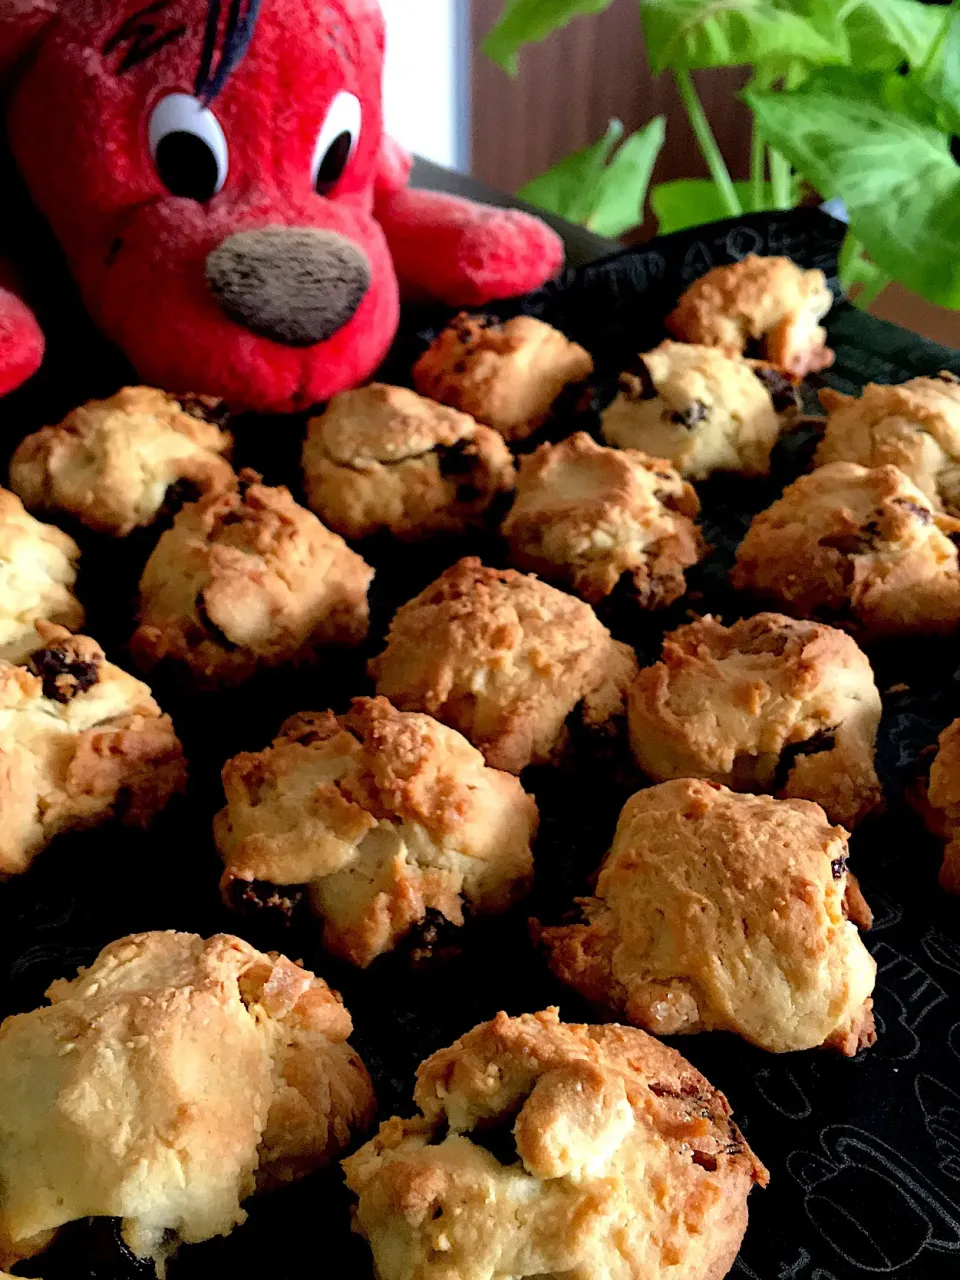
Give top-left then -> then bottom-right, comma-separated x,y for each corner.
205,227 -> 371,348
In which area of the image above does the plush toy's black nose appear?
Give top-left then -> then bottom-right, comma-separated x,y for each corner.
205,227 -> 370,347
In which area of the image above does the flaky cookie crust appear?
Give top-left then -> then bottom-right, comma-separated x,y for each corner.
0,488 -> 84,663
10,386 -> 234,537
131,471 -> 372,688
501,432 -> 704,606
413,313 -> 594,443
302,383 -> 515,541
539,780 -> 877,1055
816,372 -> 960,515
369,558 -> 638,773
343,1007 -> 767,1280
667,255 -> 835,378
732,462 -> 960,639
602,341 -> 791,479
0,931 -> 374,1272
628,613 -> 882,828
216,697 -> 538,967
918,716 -> 960,895
0,623 -> 186,878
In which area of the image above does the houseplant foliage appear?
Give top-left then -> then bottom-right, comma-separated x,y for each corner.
485,0 -> 960,308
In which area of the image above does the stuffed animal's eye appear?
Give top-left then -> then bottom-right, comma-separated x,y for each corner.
312,91 -> 362,195
149,93 -> 228,201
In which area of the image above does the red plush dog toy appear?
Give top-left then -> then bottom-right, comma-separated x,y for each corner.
0,0 -> 563,412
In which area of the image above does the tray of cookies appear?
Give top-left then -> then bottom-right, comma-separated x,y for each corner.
1,205 -> 960,1280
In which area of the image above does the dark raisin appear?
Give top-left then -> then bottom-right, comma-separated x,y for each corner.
893,498 -> 932,524
228,879 -> 306,920
820,531 -> 873,556
620,357 -> 658,401
772,728 -> 838,794
938,370 -> 960,385
691,1150 -> 719,1172
743,337 -> 766,360
453,360 -> 468,374
469,1121 -> 519,1166
175,393 -> 230,428
407,908 -> 462,965
831,857 -> 848,881
29,646 -> 101,703
751,365 -> 801,414
670,399 -> 708,428
196,595 -> 239,651
160,478 -> 203,519
437,439 -> 477,478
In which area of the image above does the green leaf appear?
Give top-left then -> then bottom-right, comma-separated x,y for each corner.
639,0 -> 847,74
651,176 -> 798,234
588,117 -> 666,236
483,0 -> 616,74
746,77 -> 960,307
519,118 -> 666,238
837,0 -> 944,73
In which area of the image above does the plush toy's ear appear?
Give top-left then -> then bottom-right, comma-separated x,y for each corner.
0,0 -> 58,81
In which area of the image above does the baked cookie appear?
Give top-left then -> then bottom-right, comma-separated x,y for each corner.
412,313 -> 594,443
667,255 -> 835,378
10,386 -> 233,537
628,613 -> 882,829
0,488 -> 84,664
500,432 -> 704,607
0,931 -> 374,1271
343,1007 -> 767,1280
369,558 -> 638,774
131,471 -> 372,687
0,623 -> 186,878
601,341 -> 795,478
539,780 -> 876,1055
301,383 -> 515,541
732,462 -> 960,639
216,697 -> 538,967
816,372 -> 960,515
917,716 -> 960,895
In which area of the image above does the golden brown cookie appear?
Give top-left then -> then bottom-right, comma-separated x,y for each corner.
130,471 -> 372,688
301,383 -> 515,541
917,716 -> 960,895
667,255 -> 835,378
343,1007 -> 767,1280
539,780 -> 876,1055
369,558 -> 638,774
601,341 -> 794,478
0,488 -> 84,663
0,931 -> 374,1271
732,462 -> 960,639
216,697 -> 538,967
412,313 -> 594,443
816,372 -> 960,515
10,387 -> 234,537
0,623 -> 186,878
501,432 -> 703,608
628,613 -> 882,828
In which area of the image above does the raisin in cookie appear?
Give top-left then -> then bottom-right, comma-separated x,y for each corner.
131,471 -> 372,687
301,383 -> 515,541
500,432 -> 703,607
601,341 -> 796,478
539,780 -> 876,1055
216,697 -> 538,967
0,488 -> 84,663
667,255 -> 835,378
628,613 -> 882,829
732,462 -> 960,639
0,931 -> 374,1272
343,1007 -> 767,1280
369,558 -> 638,774
10,387 -> 233,537
0,623 -> 186,878
816,372 -> 960,515
413,313 -> 594,443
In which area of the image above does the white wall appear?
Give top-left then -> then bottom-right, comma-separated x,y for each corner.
381,0 -> 467,171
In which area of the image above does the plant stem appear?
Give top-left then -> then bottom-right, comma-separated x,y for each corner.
749,123 -> 766,212
769,147 -> 792,208
919,0 -> 960,80
854,270 -> 892,311
837,230 -> 863,291
674,69 -> 741,217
